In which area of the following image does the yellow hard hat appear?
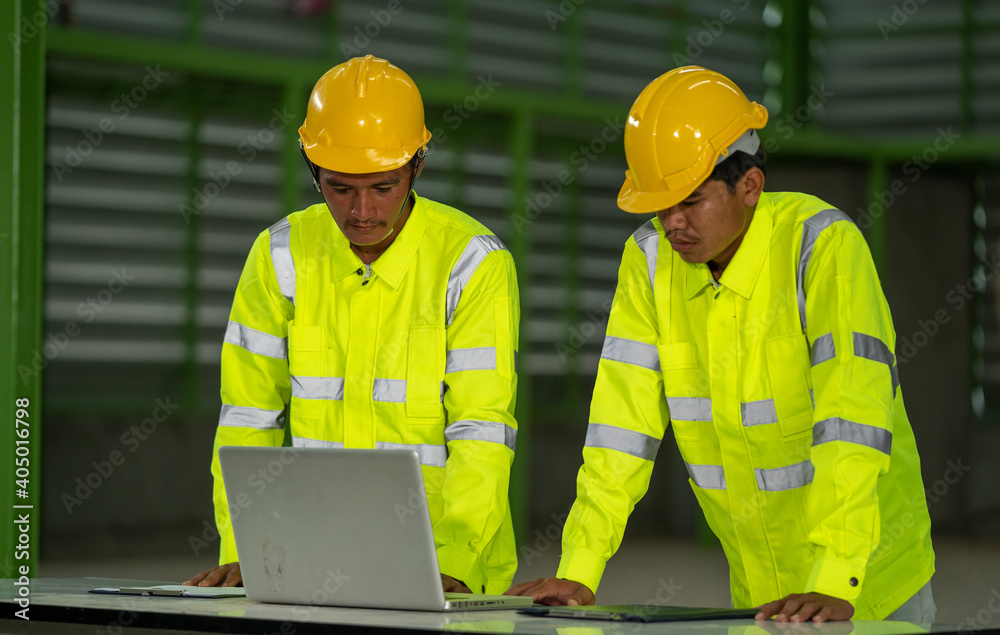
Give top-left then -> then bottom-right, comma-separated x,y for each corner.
617,66 -> 768,214
299,55 -> 432,174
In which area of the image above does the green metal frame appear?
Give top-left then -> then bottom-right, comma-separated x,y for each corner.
7,0 -> 1000,572
1,0 -> 45,580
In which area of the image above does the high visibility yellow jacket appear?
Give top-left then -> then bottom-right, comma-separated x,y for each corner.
557,191 -> 934,619
211,194 -> 520,594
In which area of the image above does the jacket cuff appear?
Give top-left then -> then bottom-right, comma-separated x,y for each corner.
437,544 -> 485,594
805,551 -> 864,601
219,524 -> 238,565
555,546 -> 607,595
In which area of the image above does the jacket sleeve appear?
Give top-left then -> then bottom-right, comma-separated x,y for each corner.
801,222 -> 897,601
556,237 -> 669,593
211,230 -> 293,564
434,244 -> 520,592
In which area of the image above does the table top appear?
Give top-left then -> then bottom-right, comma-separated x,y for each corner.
0,578 -> 969,635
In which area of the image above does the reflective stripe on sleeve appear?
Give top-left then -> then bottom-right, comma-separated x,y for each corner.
224,320 -> 287,359
445,235 -> 508,326
372,378 -> 407,403
797,209 -> 853,332
632,220 -> 659,293
446,347 -> 497,373
685,463 -> 726,490
741,399 -> 778,426
291,437 -> 449,468
584,423 -> 661,461
854,332 -> 899,398
811,333 -> 836,366
754,461 -> 814,491
667,397 -> 712,421
601,336 -> 660,371
445,420 -> 517,452
813,417 -> 892,455
268,218 -> 295,306
291,376 -> 344,400
219,404 -> 285,429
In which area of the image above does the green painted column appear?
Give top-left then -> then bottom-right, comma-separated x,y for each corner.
1,0 -> 46,581
508,108 -> 534,547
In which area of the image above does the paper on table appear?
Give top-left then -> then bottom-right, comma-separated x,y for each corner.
89,584 -> 247,598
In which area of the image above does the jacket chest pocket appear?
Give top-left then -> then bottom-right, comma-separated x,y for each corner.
407,325 -> 445,421
764,332 -> 814,439
658,341 -> 705,442
288,325 -> 325,376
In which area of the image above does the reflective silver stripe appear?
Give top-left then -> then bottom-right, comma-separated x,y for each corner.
224,320 -> 287,359
685,463 -> 726,490
667,397 -> 712,421
446,347 -> 497,373
813,417 -> 892,455
811,333 -> 836,366
269,218 -> 295,306
219,404 -> 285,430
445,234 -> 508,326
292,436 -> 343,448
742,399 -> 778,426
601,336 -> 660,371
291,376 -> 344,400
377,442 -> 449,468
632,220 -> 659,293
585,423 -> 660,461
372,378 -> 407,403
854,332 -> 899,398
290,437 -> 449,468
755,461 -> 814,491
445,420 -> 517,452
797,209 -> 853,332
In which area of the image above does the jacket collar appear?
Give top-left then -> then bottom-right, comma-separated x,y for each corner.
683,193 -> 772,301
331,192 -> 427,289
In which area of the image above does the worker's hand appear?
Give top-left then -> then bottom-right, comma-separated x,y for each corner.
504,577 -> 595,606
441,574 -> 472,594
756,592 -> 854,622
183,562 -> 243,587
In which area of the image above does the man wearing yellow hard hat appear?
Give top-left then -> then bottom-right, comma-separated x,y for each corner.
185,55 -> 521,594
509,67 -> 935,623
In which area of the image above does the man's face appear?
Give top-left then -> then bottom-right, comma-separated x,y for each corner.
318,164 -> 414,248
655,170 -> 762,275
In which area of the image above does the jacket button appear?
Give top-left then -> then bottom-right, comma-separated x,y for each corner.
356,268 -> 363,275
361,280 -> 368,286
849,577 -> 858,587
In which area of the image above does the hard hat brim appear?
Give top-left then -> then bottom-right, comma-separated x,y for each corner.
617,170 -> 699,214
300,125 -> 432,174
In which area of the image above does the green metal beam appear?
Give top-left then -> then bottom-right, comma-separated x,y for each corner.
865,155 -> 890,274
1,0 -> 46,582
45,27 -> 626,124
508,108 -> 534,547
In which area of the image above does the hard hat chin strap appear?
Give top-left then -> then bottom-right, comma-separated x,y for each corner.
299,140 -> 323,192
383,147 -> 426,240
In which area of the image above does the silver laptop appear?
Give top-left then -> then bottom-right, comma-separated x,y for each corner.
219,446 -> 533,611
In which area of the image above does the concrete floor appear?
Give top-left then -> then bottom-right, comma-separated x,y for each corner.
39,536 -> 1000,627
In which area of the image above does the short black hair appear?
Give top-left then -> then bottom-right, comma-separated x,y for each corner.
707,145 -> 766,193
